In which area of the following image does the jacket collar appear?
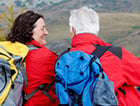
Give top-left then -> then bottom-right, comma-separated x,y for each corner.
71,33 -> 111,47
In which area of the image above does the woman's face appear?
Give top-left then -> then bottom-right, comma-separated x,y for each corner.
32,18 -> 48,46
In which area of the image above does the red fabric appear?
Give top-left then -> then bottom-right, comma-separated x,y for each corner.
71,33 -> 140,106
23,40 -> 59,106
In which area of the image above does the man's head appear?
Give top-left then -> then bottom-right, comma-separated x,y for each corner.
69,7 -> 100,37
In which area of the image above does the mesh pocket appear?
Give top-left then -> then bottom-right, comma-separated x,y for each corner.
93,78 -> 118,106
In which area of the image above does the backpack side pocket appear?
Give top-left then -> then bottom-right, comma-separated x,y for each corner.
93,74 -> 118,106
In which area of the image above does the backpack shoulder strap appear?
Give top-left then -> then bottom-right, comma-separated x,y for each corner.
92,45 -> 122,59
27,44 -> 40,51
108,46 -> 122,59
91,46 -> 111,58
24,79 -> 55,102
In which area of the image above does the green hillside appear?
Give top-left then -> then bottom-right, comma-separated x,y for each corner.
47,13 -> 140,56
100,13 -> 140,56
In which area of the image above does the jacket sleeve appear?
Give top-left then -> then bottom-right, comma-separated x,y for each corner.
122,47 -> 140,86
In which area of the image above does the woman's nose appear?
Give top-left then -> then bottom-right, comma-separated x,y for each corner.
44,28 -> 48,35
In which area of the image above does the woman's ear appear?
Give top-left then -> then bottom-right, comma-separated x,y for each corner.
70,27 -> 76,37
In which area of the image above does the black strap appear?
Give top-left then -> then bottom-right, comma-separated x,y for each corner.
68,89 -> 83,106
91,46 -> 111,58
23,45 -> 39,86
90,46 -> 111,65
41,80 -> 56,102
118,88 -> 126,95
71,93 -> 77,106
24,79 -> 55,102
59,104 -> 69,106
24,87 -> 39,100
70,92 -> 83,106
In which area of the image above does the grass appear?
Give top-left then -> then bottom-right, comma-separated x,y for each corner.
99,13 -> 140,56
99,13 -> 140,37
132,26 -> 140,29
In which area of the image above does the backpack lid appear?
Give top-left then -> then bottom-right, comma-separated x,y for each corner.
0,41 -> 29,60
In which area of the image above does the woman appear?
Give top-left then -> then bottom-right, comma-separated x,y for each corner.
6,11 -> 59,106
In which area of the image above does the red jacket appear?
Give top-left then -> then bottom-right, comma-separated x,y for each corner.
23,40 -> 59,106
70,33 -> 140,106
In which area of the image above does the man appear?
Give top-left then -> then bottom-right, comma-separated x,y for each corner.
68,6 -> 140,105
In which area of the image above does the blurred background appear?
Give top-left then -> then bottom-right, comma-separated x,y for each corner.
0,0 -> 140,55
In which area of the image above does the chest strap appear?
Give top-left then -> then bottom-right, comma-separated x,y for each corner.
24,79 -> 55,102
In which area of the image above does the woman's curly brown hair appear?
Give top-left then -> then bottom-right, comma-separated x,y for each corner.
6,11 -> 44,44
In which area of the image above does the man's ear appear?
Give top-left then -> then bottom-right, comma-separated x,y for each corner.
71,27 -> 76,37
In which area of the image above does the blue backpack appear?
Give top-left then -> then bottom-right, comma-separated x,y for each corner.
55,46 -> 118,106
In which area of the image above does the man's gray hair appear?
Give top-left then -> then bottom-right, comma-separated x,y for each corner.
69,6 -> 100,35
